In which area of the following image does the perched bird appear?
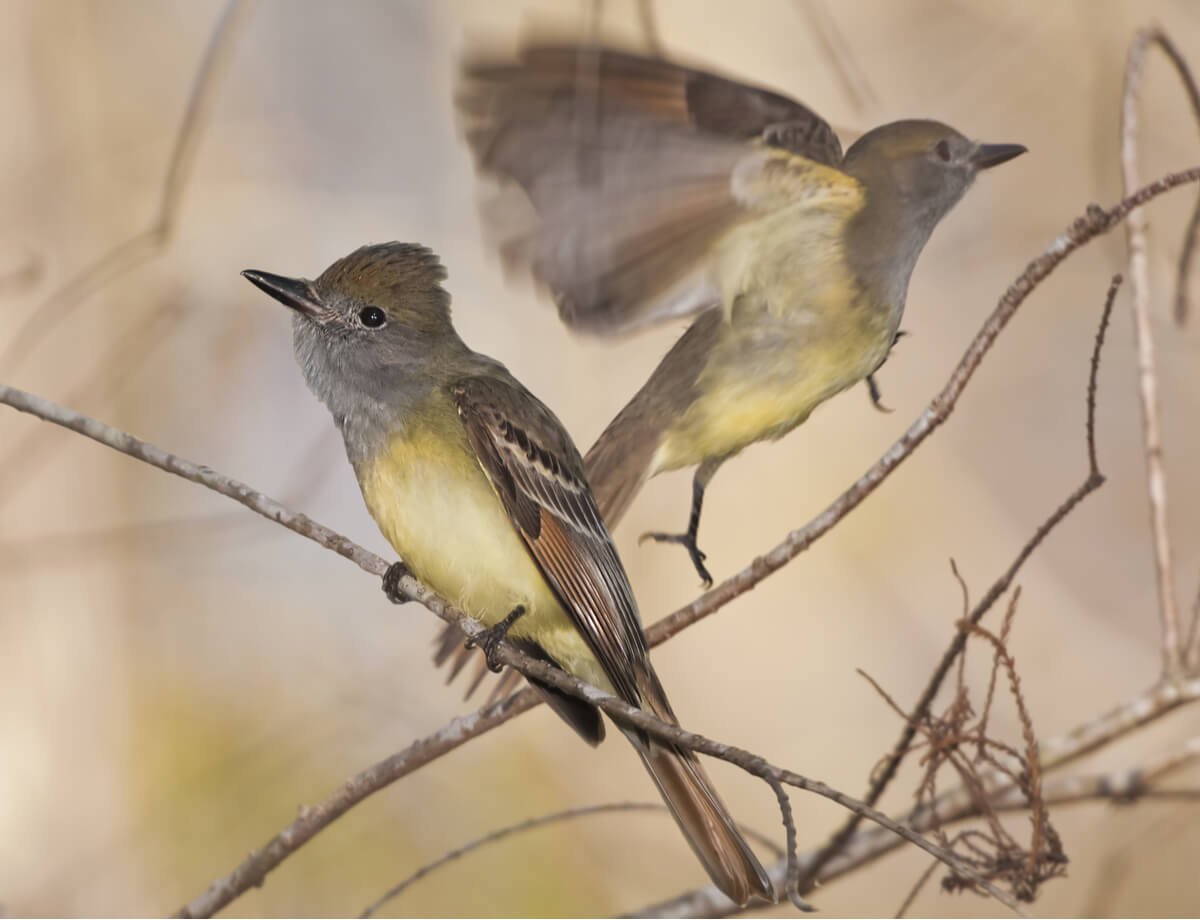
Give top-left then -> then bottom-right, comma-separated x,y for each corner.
457,43 -> 1026,585
242,243 -> 774,906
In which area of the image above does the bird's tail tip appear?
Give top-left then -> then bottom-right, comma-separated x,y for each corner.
639,741 -> 776,906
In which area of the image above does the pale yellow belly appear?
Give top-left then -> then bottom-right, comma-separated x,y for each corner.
654,315 -> 893,472
654,199 -> 895,472
357,425 -> 614,692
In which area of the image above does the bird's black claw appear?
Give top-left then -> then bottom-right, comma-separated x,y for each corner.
865,373 -> 892,413
466,605 -> 526,672
382,561 -> 412,604
639,530 -> 714,588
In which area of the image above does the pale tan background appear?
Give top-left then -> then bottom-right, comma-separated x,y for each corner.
2,0 -> 1199,916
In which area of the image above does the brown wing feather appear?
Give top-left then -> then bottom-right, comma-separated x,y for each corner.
452,374 -> 651,706
451,371 -> 774,905
459,42 -> 842,336
468,44 -> 841,162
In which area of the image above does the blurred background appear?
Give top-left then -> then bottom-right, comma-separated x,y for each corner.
1,0 -> 1198,915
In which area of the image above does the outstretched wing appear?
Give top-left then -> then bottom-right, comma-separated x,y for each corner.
452,373 -> 652,707
459,42 -> 845,335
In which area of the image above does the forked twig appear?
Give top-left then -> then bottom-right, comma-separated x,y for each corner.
1121,26 -> 1197,676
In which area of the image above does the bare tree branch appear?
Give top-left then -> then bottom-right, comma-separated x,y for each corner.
1121,28 -> 1189,677
358,803 -> 673,918
1121,28 -> 1200,326
0,383 -> 390,579
0,296 -> 188,509
174,689 -> 540,919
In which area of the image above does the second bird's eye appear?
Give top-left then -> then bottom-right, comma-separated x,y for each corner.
934,139 -> 952,162
359,306 -> 386,328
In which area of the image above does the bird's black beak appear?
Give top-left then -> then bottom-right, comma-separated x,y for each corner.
241,269 -> 325,319
971,143 -> 1027,170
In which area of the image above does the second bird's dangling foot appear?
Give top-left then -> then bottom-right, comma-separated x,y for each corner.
639,466 -> 716,588
466,605 -> 526,672
639,529 -> 713,588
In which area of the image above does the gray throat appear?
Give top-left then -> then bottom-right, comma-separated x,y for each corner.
842,172 -> 973,317
291,315 -> 436,467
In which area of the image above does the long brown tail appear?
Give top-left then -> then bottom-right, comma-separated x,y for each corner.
635,740 -> 774,905
582,396 -> 661,529
624,666 -> 774,906
584,308 -> 724,527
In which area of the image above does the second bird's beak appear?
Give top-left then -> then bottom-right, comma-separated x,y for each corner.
241,269 -> 325,319
971,143 -> 1028,170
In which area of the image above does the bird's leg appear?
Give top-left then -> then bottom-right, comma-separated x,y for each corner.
640,460 -> 721,588
465,605 -> 526,673
865,373 -> 891,413
382,561 -> 413,604
865,329 -> 908,413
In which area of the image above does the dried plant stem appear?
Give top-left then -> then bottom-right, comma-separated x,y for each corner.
1121,28 -> 1187,677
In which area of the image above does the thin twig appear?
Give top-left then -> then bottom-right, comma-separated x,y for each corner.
635,0 -> 665,56
0,297 -> 188,507
358,803 -> 666,917
0,0 -> 248,372
1122,28 -> 1185,677
1122,28 -> 1200,326
358,801 -> 786,918
174,689 -> 540,919
895,859 -> 940,919
795,0 -> 878,112
0,384 -> 390,579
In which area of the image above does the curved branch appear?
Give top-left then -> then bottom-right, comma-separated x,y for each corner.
1121,27 -> 1191,676
359,803 -> 689,918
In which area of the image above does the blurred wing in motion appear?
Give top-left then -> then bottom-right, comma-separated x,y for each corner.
459,43 -> 844,336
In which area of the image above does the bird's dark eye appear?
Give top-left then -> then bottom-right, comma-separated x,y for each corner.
359,306 -> 386,328
934,139 -> 952,162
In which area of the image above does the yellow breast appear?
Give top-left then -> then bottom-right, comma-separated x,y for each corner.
655,195 -> 896,472
355,411 -> 612,690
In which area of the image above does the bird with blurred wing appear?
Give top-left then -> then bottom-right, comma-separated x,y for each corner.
457,42 -> 1025,586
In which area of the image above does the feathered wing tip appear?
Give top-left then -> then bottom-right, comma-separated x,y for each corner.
456,40 -> 845,337
431,624 -> 605,745
458,44 -> 747,336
